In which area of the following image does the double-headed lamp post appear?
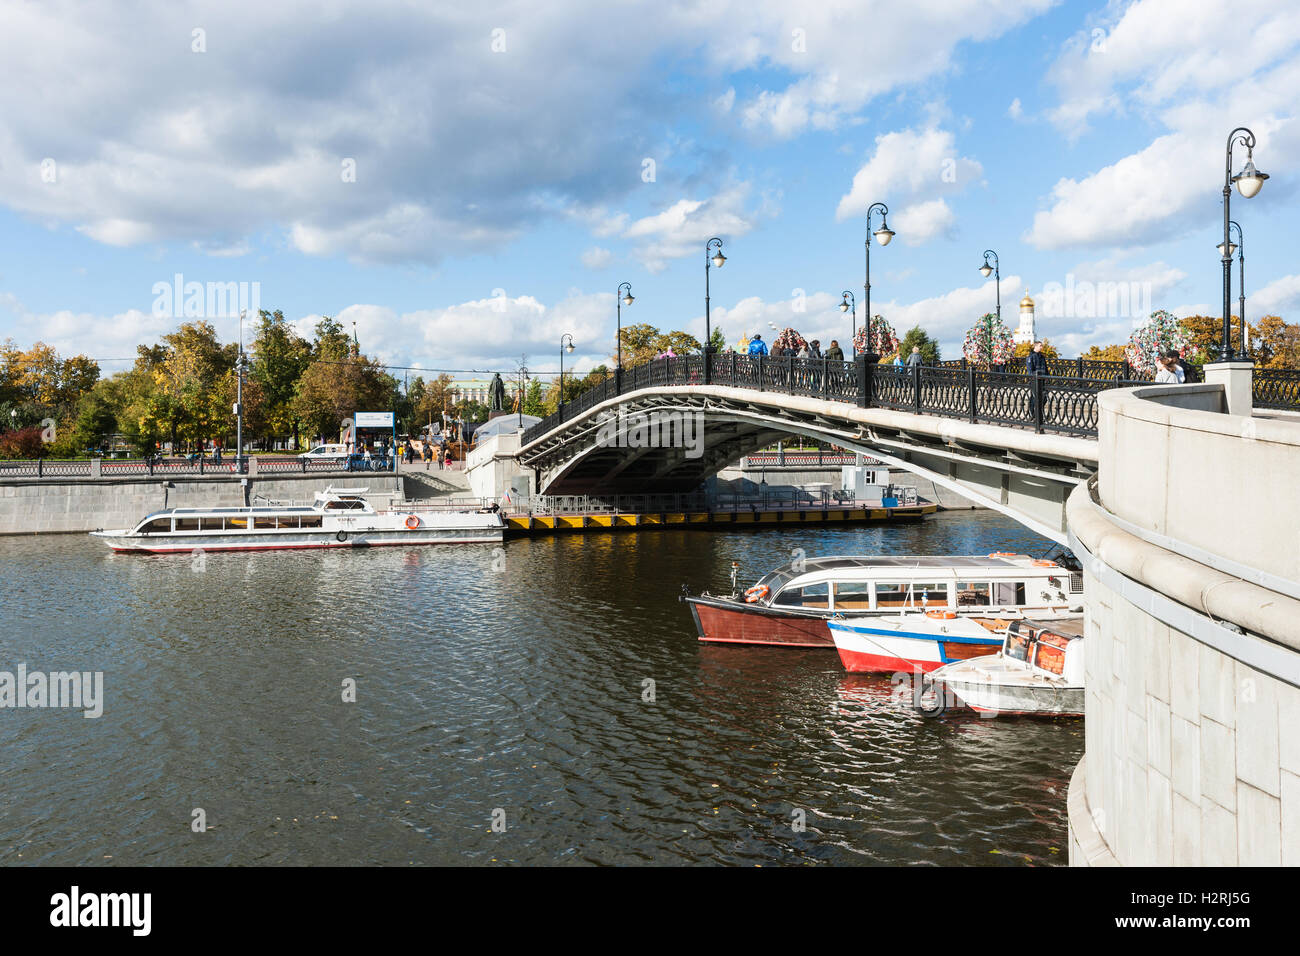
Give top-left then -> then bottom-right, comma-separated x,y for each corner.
1218,221 -> 1248,360
839,291 -> 856,351
705,238 -> 726,381
978,250 -> 1001,324
864,203 -> 893,359
1222,128 -> 1268,362
616,282 -> 634,389
558,333 -> 575,416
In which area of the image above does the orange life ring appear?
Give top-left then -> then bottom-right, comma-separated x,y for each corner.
926,610 -> 957,619
744,584 -> 769,603
1031,559 -> 1057,567
405,514 -> 420,530
988,551 -> 1018,558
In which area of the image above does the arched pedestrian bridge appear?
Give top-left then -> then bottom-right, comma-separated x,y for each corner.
513,354 -> 1300,544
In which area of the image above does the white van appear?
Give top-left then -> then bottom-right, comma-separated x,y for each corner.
298,444 -> 348,462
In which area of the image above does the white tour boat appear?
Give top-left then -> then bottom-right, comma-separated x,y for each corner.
926,618 -> 1085,716
90,487 -> 504,553
684,552 -> 1083,667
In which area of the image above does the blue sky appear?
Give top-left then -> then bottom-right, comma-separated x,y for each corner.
1,0 -> 1298,382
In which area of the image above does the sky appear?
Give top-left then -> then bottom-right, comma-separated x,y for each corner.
1,0 -> 1298,383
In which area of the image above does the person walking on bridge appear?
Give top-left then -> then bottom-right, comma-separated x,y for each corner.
825,340 -> 843,362
906,346 -> 923,368
747,334 -> 768,357
1027,341 -> 1049,420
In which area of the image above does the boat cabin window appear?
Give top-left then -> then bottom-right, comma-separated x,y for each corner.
252,516 -> 277,529
1005,630 -> 1033,662
1032,632 -> 1071,675
955,582 -> 991,606
992,581 -> 1027,606
324,499 -> 365,511
227,517 -> 249,529
173,517 -> 201,532
832,582 -> 872,611
299,515 -> 323,528
138,517 -> 172,534
875,582 -> 948,608
773,582 -> 830,608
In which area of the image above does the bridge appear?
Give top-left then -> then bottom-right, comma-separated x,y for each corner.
511,354 -> 1300,544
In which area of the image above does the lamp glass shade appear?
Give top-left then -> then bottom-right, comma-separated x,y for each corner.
565,343 -> 575,353
840,300 -> 849,313
711,251 -> 726,268
623,293 -> 634,306
1233,160 -> 1268,198
1217,241 -> 1238,258
874,226 -> 895,246
979,263 -> 993,277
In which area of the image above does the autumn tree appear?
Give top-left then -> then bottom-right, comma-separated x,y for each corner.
249,310 -> 311,448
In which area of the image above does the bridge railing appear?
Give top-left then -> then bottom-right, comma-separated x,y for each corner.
1254,367 -> 1300,410
520,352 -> 1288,446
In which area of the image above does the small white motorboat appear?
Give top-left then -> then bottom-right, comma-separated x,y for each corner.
90,487 -> 504,553
926,618 -> 1085,716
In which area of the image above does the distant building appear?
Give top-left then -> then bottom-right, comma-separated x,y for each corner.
449,378 -> 522,407
1014,289 -> 1037,345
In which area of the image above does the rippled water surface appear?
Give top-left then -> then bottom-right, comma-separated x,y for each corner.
0,510 -> 1081,865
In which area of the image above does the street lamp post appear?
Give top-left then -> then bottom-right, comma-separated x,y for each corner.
1218,221 -> 1247,360
236,309 -> 246,474
864,203 -> 893,360
840,291 -> 856,351
558,333 -> 575,418
705,238 -> 726,383
1222,128 -> 1267,362
979,249 -> 1001,324
616,282 -> 633,393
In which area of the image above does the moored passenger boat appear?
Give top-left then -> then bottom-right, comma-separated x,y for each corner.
90,487 -> 503,553
927,618 -> 1085,716
682,552 -> 1082,651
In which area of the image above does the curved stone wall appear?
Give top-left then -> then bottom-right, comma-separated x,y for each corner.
1068,384 -> 1300,866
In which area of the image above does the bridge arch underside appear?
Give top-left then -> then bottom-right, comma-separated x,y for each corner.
518,387 -> 1099,544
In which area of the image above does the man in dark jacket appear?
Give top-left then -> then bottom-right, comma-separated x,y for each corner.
824,340 -> 844,361
1026,341 -> 1049,375
1027,342 -> 1049,419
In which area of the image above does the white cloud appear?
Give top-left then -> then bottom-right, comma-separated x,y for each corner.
836,127 -> 982,231
1031,0 -> 1300,249
1007,98 -> 1023,119
1251,273 -> 1300,316
725,0 -> 1054,138
618,182 -> 771,272
580,247 -> 613,269
895,198 -> 956,245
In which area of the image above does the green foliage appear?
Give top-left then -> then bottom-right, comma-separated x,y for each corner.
898,326 -> 942,364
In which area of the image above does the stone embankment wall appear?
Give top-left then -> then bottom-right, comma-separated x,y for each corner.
1067,383 -> 1300,866
0,473 -> 405,535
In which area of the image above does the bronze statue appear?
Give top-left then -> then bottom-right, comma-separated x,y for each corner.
488,372 -> 506,412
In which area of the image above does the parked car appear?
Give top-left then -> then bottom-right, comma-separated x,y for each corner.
298,443 -> 348,462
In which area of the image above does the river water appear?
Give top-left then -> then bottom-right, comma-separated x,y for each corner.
0,510 -> 1080,866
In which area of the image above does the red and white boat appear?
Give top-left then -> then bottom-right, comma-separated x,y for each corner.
682,553 -> 1082,651
90,487 -> 504,553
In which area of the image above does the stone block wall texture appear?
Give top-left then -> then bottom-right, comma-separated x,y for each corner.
1069,562 -> 1300,866
1070,383 -> 1300,866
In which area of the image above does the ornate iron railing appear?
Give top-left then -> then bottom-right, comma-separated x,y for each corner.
519,352 -> 1248,447
1254,368 -> 1300,410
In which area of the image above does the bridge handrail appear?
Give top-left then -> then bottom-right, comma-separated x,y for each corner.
518,353 -> 1180,445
